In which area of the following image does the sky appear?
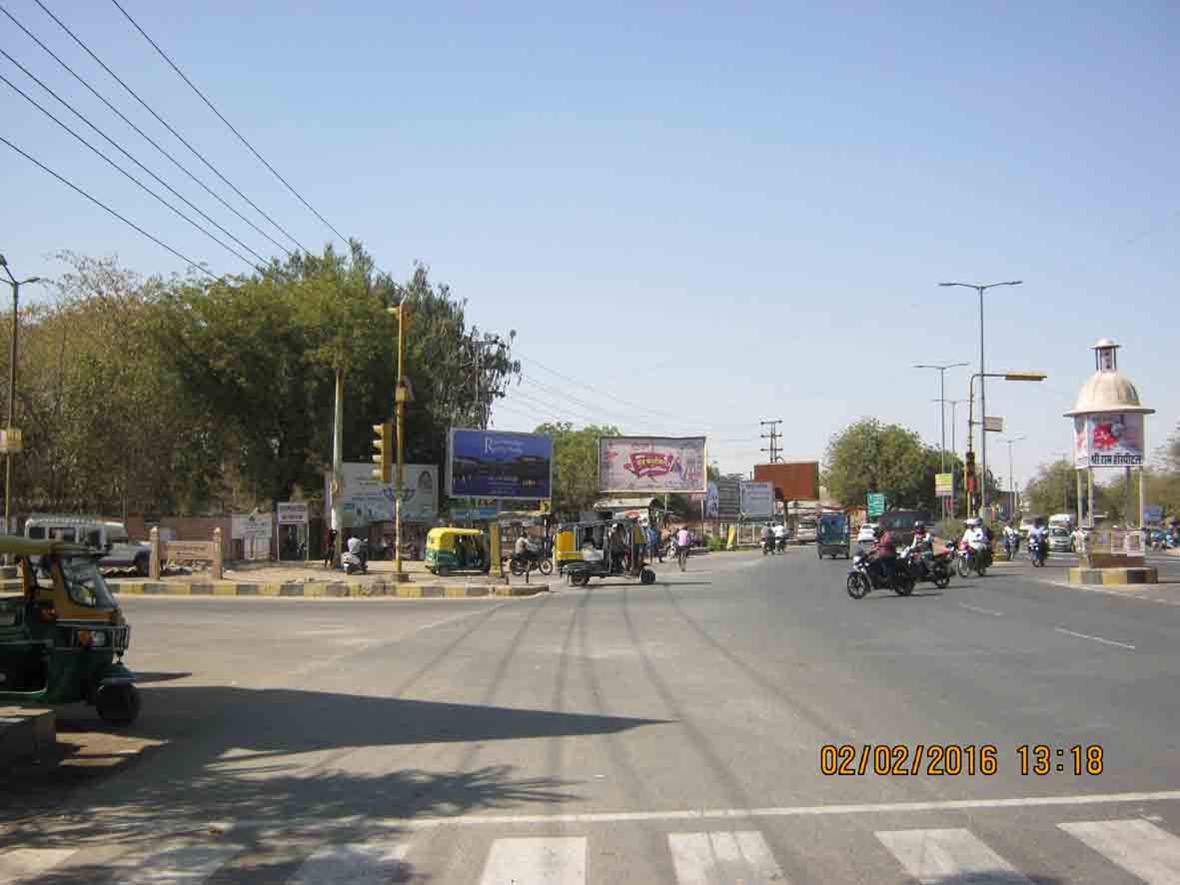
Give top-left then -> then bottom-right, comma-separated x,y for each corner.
2,1 -> 1177,493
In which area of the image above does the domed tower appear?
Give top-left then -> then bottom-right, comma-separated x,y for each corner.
1063,339 -> 1155,581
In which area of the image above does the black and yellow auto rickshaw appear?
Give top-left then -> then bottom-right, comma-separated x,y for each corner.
424,527 -> 491,577
554,518 -> 656,586
0,537 -> 139,725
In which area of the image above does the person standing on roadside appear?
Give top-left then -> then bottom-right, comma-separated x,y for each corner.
324,528 -> 337,568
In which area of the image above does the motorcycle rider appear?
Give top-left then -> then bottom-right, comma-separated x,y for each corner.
960,519 -> 988,567
772,521 -> 787,551
1028,519 -> 1049,562
868,524 -> 897,585
1002,523 -> 1018,559
760,522 -> 774,553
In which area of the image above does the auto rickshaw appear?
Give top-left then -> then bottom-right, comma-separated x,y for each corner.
0,536 -> 139,725
424,527 -> 491,576
817,512 -> 851,559
554,518 -> 656,586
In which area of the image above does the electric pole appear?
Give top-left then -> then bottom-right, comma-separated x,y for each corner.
760,419 -> 783,463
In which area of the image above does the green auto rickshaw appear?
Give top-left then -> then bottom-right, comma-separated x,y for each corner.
424,527 -> 491,577
0,536 -> 139,725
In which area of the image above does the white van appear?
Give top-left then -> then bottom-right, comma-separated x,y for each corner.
23,516 -> 152,576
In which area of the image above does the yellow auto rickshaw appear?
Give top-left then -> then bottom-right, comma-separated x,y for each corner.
555,518 -> 656,586
424,527 -> 491,576
0,536 -> 139,725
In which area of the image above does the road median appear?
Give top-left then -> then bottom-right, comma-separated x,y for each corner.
110,579 -> 547,599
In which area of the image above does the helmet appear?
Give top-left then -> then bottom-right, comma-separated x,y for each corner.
873,525 -> 883,537
914,521 -> 926,530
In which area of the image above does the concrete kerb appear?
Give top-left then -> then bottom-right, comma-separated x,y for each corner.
109,579 -> 547,599
0,706 -> 55,765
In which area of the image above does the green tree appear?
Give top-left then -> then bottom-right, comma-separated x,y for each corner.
825,418 -> 964,513
1023,458 -> 1078,517
533,422 -> 620,516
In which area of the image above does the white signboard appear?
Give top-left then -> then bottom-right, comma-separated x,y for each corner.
326,463 -> 438,525
983,416 -> 1004,433
1124,530 -> 1143,557
231,512 -> 274,560
1073,412 -> 1145,468
598,436 -> 707,494
740,481 -> 775,519
276,502 -> 309,525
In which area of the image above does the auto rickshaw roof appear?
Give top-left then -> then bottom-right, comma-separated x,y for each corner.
557,518 -> 639,529
0,535 -> 95,557
428,527 -> 485,537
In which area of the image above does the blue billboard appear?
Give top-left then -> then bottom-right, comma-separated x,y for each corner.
446,429 -> 553,500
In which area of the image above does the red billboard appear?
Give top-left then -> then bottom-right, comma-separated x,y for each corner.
753,461 -> 819,502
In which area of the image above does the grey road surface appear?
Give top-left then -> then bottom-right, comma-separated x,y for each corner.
2,549 -> 1179,883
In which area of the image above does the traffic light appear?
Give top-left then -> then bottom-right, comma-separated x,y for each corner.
371,421 -> 393,483
965,450 -> 976,493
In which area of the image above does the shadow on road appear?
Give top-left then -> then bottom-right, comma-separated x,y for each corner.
0,684 -> 668,844
863,590 -> 945,600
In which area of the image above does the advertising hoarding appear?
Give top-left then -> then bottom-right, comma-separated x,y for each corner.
753,461 -> 819,502
598,436 -> 707,494
447,429 -> 553,500
705,481 -> 720,519
715,477 -> 741,520
740,481 -> 775,519
1073,413 -> 1145,468
326,463 -> 438,525
276,502 -> 309,525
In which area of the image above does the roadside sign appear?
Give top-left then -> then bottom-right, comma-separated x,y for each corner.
0,428 -> 22,454
276,502 -> 309,525
1145,504 -> 1163,524
983,416 -> 1004,433
867,493 -> 886,518
935,473 -> 954,497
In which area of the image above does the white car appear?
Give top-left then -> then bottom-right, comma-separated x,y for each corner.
24,516 -> 152,576
856,523 -> 879,543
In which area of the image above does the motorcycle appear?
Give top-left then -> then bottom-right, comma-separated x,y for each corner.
955,541 -> 992,578
510,546 -> 554,576
775,535 -> 787,553
846,551 -> 915,599
762,537 -> 776,556
342,551 -> 367,575
1029,535 -> 1048,568
901,545 -> 952,590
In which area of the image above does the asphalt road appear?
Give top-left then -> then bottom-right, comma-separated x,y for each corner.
2,549 -> 1179,883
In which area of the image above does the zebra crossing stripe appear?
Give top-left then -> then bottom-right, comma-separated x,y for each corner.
0,848 -> 76,880
479,836 -> 586,884
875,828 -> 1031,884
117,844 -> 244,885
668,831 -> 788,884
290,842 -> 410,884
1059,818 -> 1180,884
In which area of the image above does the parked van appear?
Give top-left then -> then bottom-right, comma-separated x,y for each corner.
23,516 -> 151,576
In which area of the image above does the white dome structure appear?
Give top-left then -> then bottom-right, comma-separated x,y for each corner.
1064,338 -> 1154,417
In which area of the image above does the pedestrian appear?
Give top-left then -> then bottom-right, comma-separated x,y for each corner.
323,528 -> 337,568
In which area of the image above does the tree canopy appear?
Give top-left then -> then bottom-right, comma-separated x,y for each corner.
532,422 -> 620,517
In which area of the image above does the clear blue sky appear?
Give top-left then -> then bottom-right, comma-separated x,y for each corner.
3,1 -> 1177,492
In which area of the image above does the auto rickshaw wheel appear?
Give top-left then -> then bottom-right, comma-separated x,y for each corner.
570,572 -> 590,587
96,683 -> 141,727
538,558 -> 553,576
640,567 -> 656,585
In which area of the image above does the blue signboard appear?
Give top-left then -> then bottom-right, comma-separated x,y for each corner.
867,493 -> 886,518
447,429 -> 553,500
1145,504 -> 1164,525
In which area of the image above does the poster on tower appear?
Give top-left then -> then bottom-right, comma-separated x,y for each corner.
598,436 -> 707,494
1073,413 -> 1144,469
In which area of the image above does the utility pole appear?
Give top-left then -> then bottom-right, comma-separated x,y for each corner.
939,399 -> 966,517
0,256 -> 42,538
760,419 -> 783,463
390,302 -> 412,581
915,362 -> 968,472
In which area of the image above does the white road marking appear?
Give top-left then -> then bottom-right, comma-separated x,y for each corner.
959,602 -> 1004,616
1059,818 -> 1180,884
0,848 -> 76,880
118,844 -> 243,884
291,842 -> 410,885
348,788 -> 1180,829
1055,627 -> 1136,650
479,836 -> 586,884
668,831 -> 787,884
876,828 -> 1030,883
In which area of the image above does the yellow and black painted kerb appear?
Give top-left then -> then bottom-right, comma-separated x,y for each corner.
110,581 -> 545,598
1066,567 -> 1158,586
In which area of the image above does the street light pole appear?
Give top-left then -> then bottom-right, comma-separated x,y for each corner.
1001,435 -> 1025,518
966,370 -> 1045,518
914,362 -> 969,472
0,256 -> 42,536
935,398 -> 966,516
939,281 -> 1023,517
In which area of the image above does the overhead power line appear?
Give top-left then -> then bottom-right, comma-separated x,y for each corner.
0,71 -> 256,268
0,5 -> 293,260
0,51 -> 267,267
109,0 -> 350,248
31,0 -> 309,253
1,134 -> 214,277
